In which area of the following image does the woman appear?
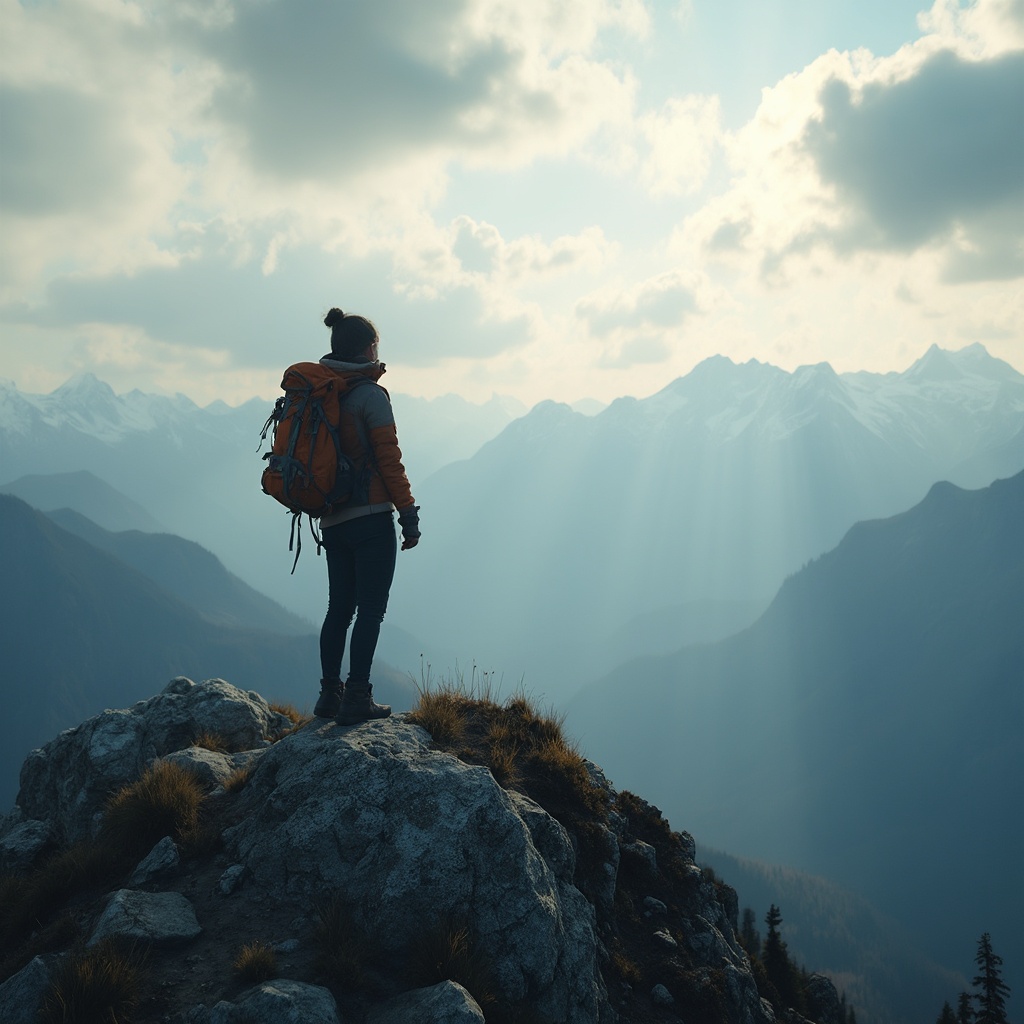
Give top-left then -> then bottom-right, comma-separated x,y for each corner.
313,307 -> 420,725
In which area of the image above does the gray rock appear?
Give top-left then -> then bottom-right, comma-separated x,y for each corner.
193,979 -> 341,1024
805,973 -> 843,1024
14,678 -> 292,841
651,983 -> 675,1006
367,980 -> 485,1023
223,717 -> 610,1024
621,838 -> 658,873
653,928 -> 678,949
0,954 -> 61,1024
0,817 -> 53,872
163,747 -> 237,789
89,889 -> 202,947
130,836 -> 180,885
507,789 -> 575,880
218,863 -> 247,895
643,895 -> 668,916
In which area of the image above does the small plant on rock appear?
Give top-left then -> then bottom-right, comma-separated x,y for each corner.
101,760 -> 205,860
223,763 -> 254,793
38,938 -> 146,1024
407,915 -> 500,1018
313,897 -> 377,990
192,730 -> 229,753
233,940 -> 277,982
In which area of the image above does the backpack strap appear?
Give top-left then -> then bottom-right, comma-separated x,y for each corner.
339,376 -> 382,479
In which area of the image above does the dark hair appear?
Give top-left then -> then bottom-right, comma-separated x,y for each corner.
324,307 -> 379,359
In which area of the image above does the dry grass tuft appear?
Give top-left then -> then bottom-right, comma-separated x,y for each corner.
408,688 -> 469,747
0,844 -> 120,957
267,702 -> 313,743
269,701 -> 311,727
192,730 -> 229,753
233,940 -> 277,982
101,760 -> 205,860
0,910 -> 80,985
610,948 -> 643,985
407,915 -> 500,1017
313,897 -> 378,991
38,939 -> 146,1024
223,763 -> 255,793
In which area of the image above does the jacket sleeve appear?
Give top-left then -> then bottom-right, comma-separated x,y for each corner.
361,386 -> 415,509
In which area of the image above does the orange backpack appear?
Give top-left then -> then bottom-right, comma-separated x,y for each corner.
260,362 -> 374,568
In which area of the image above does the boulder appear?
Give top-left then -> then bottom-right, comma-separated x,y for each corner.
186,979 -> 341,1024
367,980 -> 485,1024
0,954 -> 61,1024
129,836 -> 180,886
14,678 -> 291,841
89,889 -> 202,947
224,716 -> 611,1024
804,973 -> 843,1024
0,816 -> 54,873
162,747 -> 236,789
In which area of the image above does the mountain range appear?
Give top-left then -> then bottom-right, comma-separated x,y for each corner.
389,343 -> 1024,695
3,345 -> 1021,697
0,373 -> 527,640
567,468 -> 1024,1009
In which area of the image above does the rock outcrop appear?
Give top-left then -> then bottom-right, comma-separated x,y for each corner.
0,677 -> 836,1023
14,677 -> 289,843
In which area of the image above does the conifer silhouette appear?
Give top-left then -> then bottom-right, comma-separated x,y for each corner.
972,932 -> 1010,1024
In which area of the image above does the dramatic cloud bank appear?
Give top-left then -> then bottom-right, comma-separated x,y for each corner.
0,0 -> 1020,404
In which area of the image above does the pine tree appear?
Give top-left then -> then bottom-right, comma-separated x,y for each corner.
958,990 -> 976,1024
741,906 -> 761,957
972,932 -> 1010,1024
937,1001 -> 959,1024
762,904 -> 800,1009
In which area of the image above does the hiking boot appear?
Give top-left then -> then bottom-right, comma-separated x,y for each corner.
314,678 -> 343,719
335,678 -> 391,726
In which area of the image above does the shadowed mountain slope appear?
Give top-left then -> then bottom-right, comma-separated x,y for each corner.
45,506 -> 314,636
567,470 -> 1024,1002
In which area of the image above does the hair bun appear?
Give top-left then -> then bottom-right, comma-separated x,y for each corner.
324,307 -> 345,328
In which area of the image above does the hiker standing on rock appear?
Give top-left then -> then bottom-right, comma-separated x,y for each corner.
313,308 -> 420,725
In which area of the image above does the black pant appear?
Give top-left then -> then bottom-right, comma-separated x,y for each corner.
319,511 -> 397,682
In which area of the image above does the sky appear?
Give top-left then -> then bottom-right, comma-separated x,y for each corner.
1,0 -> 1022,408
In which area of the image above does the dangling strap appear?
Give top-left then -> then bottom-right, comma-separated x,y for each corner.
288,510 -> 302,574
309,515 -> 324,557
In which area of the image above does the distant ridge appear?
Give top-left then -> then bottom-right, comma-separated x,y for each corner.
0,470 -> 166,533
389,343 -> 1024,692
45,507 -> 315,636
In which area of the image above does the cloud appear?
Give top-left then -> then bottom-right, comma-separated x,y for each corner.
0,85 -> 141,216
3,223 -> 534,370
804,49 -> 1024,261
451,216 -> 616,280
186,0 -> 640,184
638,94 -> 722,197
682,10 -> 1024,286
576,270 -> 701,338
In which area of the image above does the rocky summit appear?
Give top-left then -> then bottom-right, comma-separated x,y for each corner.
0,678 -> 841,1023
